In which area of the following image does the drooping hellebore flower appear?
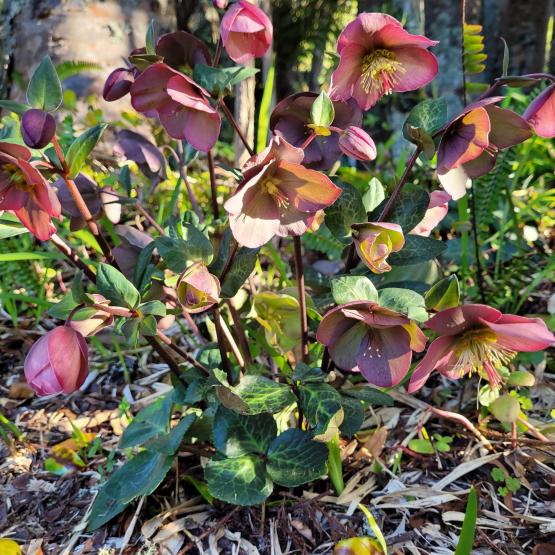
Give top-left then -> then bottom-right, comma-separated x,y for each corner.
437,97 -> 532,199
224,137 -> 341,248
155,30 -> 212,71
523,83 -> 555,139
410,190 -> 451,237
220,1 -> 273,64
269,92 -> 362,170
112,224 -> 154,279
329,13 -> 438,111
21,109 -> 56,149
24,326 -> 89,396
130,63 -> 221,152
351,221 -> 404,274
69,294 -> 114,337
114,130 -> 167,182
338,126 -> 377,161
408,304 -> 555,393
0,142 -> 61,240
177,262 -> 221,313
317,301 -> 426,387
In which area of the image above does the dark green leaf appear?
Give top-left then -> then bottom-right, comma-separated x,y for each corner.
378,287 -> 428,322
155,225 -> 212,273
145,20 -> 156,55
403,98 -> 448,154
362,177 -> 385,212
425,275 -> 460,311
0,99 -> 30,116
230,375 -> 296,415
205,454 -> 273,505
212,407 -> 276,457
326,179 -> 367,244
139,300 -> 167,316
292,363 -> 326,384
299,382 -> 343,441
97,263 -> 141,309
65,124 -> 108,178
310,91 -> 334,127
339,397 -> 365,438
454,487 -> 478,555
266,429 -> 328,487
388,235 -> 447,266
193,64 -> 259,96
27,56 -> 62,111
144,413 -> 196,454
331,275 -> 378,305
343,386 -> 394,406
220,246 -> 259,298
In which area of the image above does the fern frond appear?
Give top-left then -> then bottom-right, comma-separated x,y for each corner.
56,60 -> 102,81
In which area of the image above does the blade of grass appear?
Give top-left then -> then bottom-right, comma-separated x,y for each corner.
454,486 -> 478,555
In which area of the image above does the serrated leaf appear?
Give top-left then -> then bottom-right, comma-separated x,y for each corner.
325,179 -> 367,244
378,287 -> 428,322
65,124 -> 108,178
230,375 -> 296,415
331,275 -> 378,305
205,454 -> 273,505
388,235 -> 447,266
97,263 -> 141,309
425,275 -> 460,311
362,178 -> 385,212
266,429 -> 328,487
212,407 -> 276,457
310,91 -> 335,128
27,56 -> 62,111
299,382 -> 344,441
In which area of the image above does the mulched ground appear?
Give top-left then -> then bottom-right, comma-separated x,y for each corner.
1,321 -> 555,555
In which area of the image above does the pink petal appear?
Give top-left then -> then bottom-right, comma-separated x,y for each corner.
316,305 -> 356,346
481,314 -> 555,352
15,201 -> 56,241
377,23 -> 438,49
329,44 -> 367,103
523,83 -> 555,139
166,75 -> 215,113
407,335 -> 456,392
411,190 -> 451,236
130,63 -> 178,114
426,304 -> 502,335
462,150 -> 497,179
330,321 -> 368,372
0,142 -> 31,161
337,13 -> 401,52
160,107 -> 220,151
0,186 -> 26,210
390,47 -> 438,92
24,334 -> 60,396
47,327 -> 87,394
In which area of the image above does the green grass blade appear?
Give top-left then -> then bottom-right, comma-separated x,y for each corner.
455,486 -> 478,555
257,56 -> 275,153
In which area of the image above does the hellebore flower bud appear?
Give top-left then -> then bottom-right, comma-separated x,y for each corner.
103,67 -> 134,101
523,83 -> 555,139
20,109 -> 56,149
351,221 -> 404,274
69,294 -> 114,337
213,0 -> 229,8
24,326 -> 88,396
334,537 -> 384,555
338,126 -> 377,161
177,262 -> 221,314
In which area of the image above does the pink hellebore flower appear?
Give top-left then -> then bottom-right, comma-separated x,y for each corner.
408,304 -> 555,393
24,326 -> 89,396
220,1 -> 273,64
410,190 -> 451,236
351,221 -> 404,274
177,262 -> 221,313
224,137 -> 341,248
338,126 -> 377,161
523,83 -> 555,139
130,63 -> 221,152
317,301 -> 427,387
437,97 -> 532,200
0,142 -> 61,241
329,13 -> 438,111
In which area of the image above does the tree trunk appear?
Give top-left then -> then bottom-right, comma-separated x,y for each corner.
234,60 -> 255,165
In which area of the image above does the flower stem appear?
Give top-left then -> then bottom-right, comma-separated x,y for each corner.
300,133 -> 316,150
145,335 -> 188,389
226,299 -> 253,365
293,235 -> 309,363
220,101 -> 255,156
156,329 -> 210,375
207,150 -> 220,219
50,234 -> 96,282
135,201 -> 165,235
212,305 -> 237,385
219,239 -> 239,286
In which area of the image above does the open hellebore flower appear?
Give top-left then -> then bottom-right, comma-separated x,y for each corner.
410,190 -> 451,237
24,326 -> 89,396
329,13 -> 438,111
269,92 -> 362,170
408,304 -> 555,393
177,262 -> 221,313
224,137 -> 341,248
220,1 -> 273,64
523,83 -> 555,139
351,222 -> 404,273
338,126 -> 377,161
69,294 -> 114,337
114,130 -> 167,182
21,109 -> 56,149
0,142 -> 61,240
131,63 -> 221,152
437,97 -> 532,199
317,301 -> 426,387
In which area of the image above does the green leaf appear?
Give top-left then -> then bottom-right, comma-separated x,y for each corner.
145,20 -> 156,55
339,397 -> 365,438
205,454 -> 273,505
388,235 -> 447,266
65,124 -> 108,178
120,318 -> 141,347
193,64 -> 259,96
97,263 -> 141,309
212,407 -> 276,457
403,98 -> 448,156
507,370 -> 535,387
343,386 -> 394,406
155,226 -> 212,273
378,287 -> 428,322
256,56 -> 275,152
87,450 -> 175,530
331,275 -> 378,305
230,375 -> 296,415
299,382 -> 344,441
27,56 -> 63,111
266,429 -> 328,487
144,413 -> 196,454
362,177 -> 385,212
454,487 -> 478,555
293,363 -> 326,384
408,438 -> 434,454
501,38 -> 509,76
0,100 -> 29,116
139,300 -> 167,317
490,467 -> 505,483
325,179 -> 367,244
491,395 -> 520,423
425,275 -> 460,311
505,476 -> 520,493
310,91 -> 335,128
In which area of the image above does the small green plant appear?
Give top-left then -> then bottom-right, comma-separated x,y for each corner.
491,467 -> 521,497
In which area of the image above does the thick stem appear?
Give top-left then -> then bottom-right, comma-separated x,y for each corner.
226,299 -> 253,365
207,150 -> 220,219
220,101 -> 255,156
135,201 -> 165,235
293,236 -> 309,363
50,234 -> 96,282
300,133 -> 316,150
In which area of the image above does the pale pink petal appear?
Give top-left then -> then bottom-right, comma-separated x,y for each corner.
411,190 -> 451,236
427,304 -> 502,335
438,165 -> 470,200
523,83 -> 555,139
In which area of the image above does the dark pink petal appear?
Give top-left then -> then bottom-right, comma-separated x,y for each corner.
47,326 -> 88,394
0,142 -> 32,161
166,75 -> 215,113
523,83 -> 555,139
338,126 -> 377,161
0,186 -> 26,210
329,44 -> 367,104
462,150 -> 497,179
130,63 -> 178,114
356,327 -> 412,387
316,305 -> 356,346
24,334 -> 61,396
337,13 -> 401,52
103,67 -> 134,102
160,106 -> 221,151
481,314 -> 555,352
485,106 -> 532,149
15,200 -> 56,241
407,335 -> 457,392
155,30 -> 211,69
377,23 -> 438,49
389,47 -> 438,92
426,303 -> 502,335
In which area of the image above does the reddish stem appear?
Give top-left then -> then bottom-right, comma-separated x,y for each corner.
220,101 -> 255,156
293,236 -> 309,363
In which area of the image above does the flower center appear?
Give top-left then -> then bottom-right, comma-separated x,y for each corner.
263,178 -> 289,209
451,328 -> 516,387
360,49 -> 405,96
2,163 -> 32,192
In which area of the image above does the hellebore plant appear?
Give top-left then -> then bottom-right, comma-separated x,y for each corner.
0,2 -> 553,534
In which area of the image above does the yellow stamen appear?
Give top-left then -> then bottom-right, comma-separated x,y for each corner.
360,49 -> 405,96
264,178 -> 289,209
